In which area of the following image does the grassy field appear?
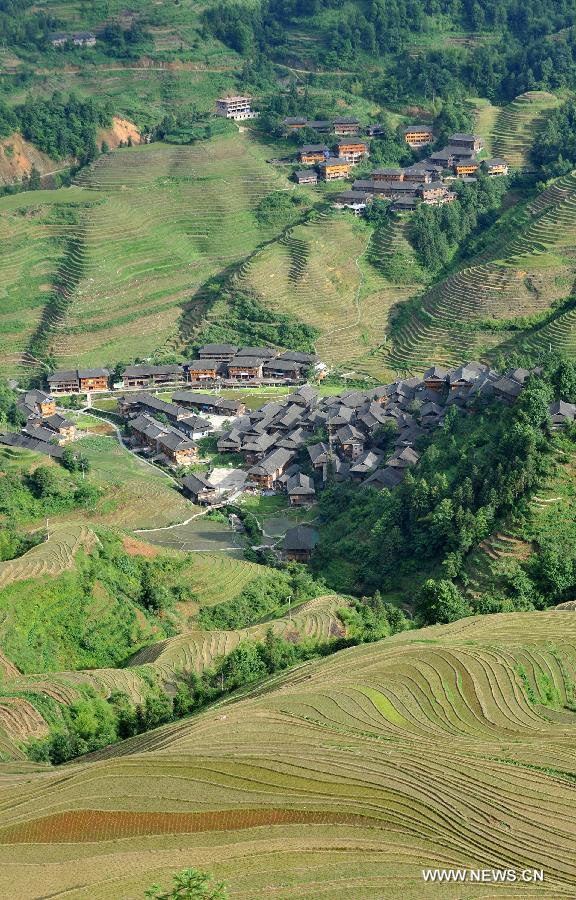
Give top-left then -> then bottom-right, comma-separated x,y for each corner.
2,612 -> 576,896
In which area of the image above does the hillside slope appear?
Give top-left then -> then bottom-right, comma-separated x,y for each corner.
2,612 -> 576,898
387,170 -> 576,369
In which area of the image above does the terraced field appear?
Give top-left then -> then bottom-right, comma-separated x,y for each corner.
128,594 -> 346,676
387,170 -> 576,369
230,210 -> 401,377
1,133 -> 289,378
178,552 -> 263,606
491,91 -> 561,169
0,523 -> 96,591
0,187 -> 102,378
2,612 -> 576,897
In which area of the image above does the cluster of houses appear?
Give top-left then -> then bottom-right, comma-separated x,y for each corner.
0,389 -> 77,459
334,133 -> 508,214
48,31 -> 96,47
289,124 -> 508,213
294,138 -> 369,183
209,362 -> 576,506
44,348 -> 325,394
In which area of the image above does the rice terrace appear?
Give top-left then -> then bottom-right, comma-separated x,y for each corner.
3,0 -> 576,896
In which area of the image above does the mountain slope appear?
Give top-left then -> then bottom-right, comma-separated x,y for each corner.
1,612 -> 576,898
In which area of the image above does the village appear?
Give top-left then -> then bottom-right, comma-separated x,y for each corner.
3,347 -> 575,565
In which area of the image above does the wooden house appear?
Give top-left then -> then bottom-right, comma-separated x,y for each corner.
448,362 -> 488,391
318,158 -> 351,181
22,420 -> 65,445
549,400 -> 576,429
332,191 -> 371,214
182,473 -> 218,505
156,431 -> 199,466
492,376 -> 524,405
247,447 -> 294,489
287,472 -> 315,506
47,370 -> 80,393
402,125 -> 433,147
484,158 -> 509,176
19,390 -> 56,418
283,117 -> 308,131
227,355 -> 264,379
122,364 -> 184,389
454,161 -> 480,177
197,344 -> 238,362
423,365 -> 448,391
262,358 -> 304,380
78,368 -> 109,392
187,359 -> 221,382
336,138 -> 369,163
333,117 -> 360,135
171,392 -> 245,417
299,144 -> 329,164
419,182 -> 449,203
41,413 -> 77,443
308,120 -> 332,133
336,424 -> 365,459
282,525 -> 318,562
373,167 -> 404,181
235,346 -> 278,360
449,133 -> 484,153
294,169 -> 318,185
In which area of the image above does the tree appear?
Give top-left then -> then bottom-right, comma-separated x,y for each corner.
416,578 -> 472,625
144,867 -> 228,899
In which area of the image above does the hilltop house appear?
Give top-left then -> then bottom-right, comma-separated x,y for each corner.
293,170 -> 318,185
287,472 -> 315,506
197,344 -> 239,363
47,368 -> 109,393
186,359 -> 221,382
318,158 -> 351,181
215,96 -> 258,120
156,431 -> 198,466
333,117 -> 360,135
227,355 -> 264,380
450,133 -> 484,153
171,391 -> 245,417
18,390 -> 56,419
247,447 -> 294,488
122,364 -> 184,389
484,158 -> 509,176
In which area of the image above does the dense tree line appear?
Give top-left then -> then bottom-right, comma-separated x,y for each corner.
191,290 -> 320,355
312,356 -> 576,624
531,98 -> 576,176
409,172 -> 510,272
205,0 -> 576,102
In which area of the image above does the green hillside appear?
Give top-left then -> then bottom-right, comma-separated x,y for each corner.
386,170 -> 576,370
1,612 -> 576,897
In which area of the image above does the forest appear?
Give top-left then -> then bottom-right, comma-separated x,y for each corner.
205,0 -> 576,102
